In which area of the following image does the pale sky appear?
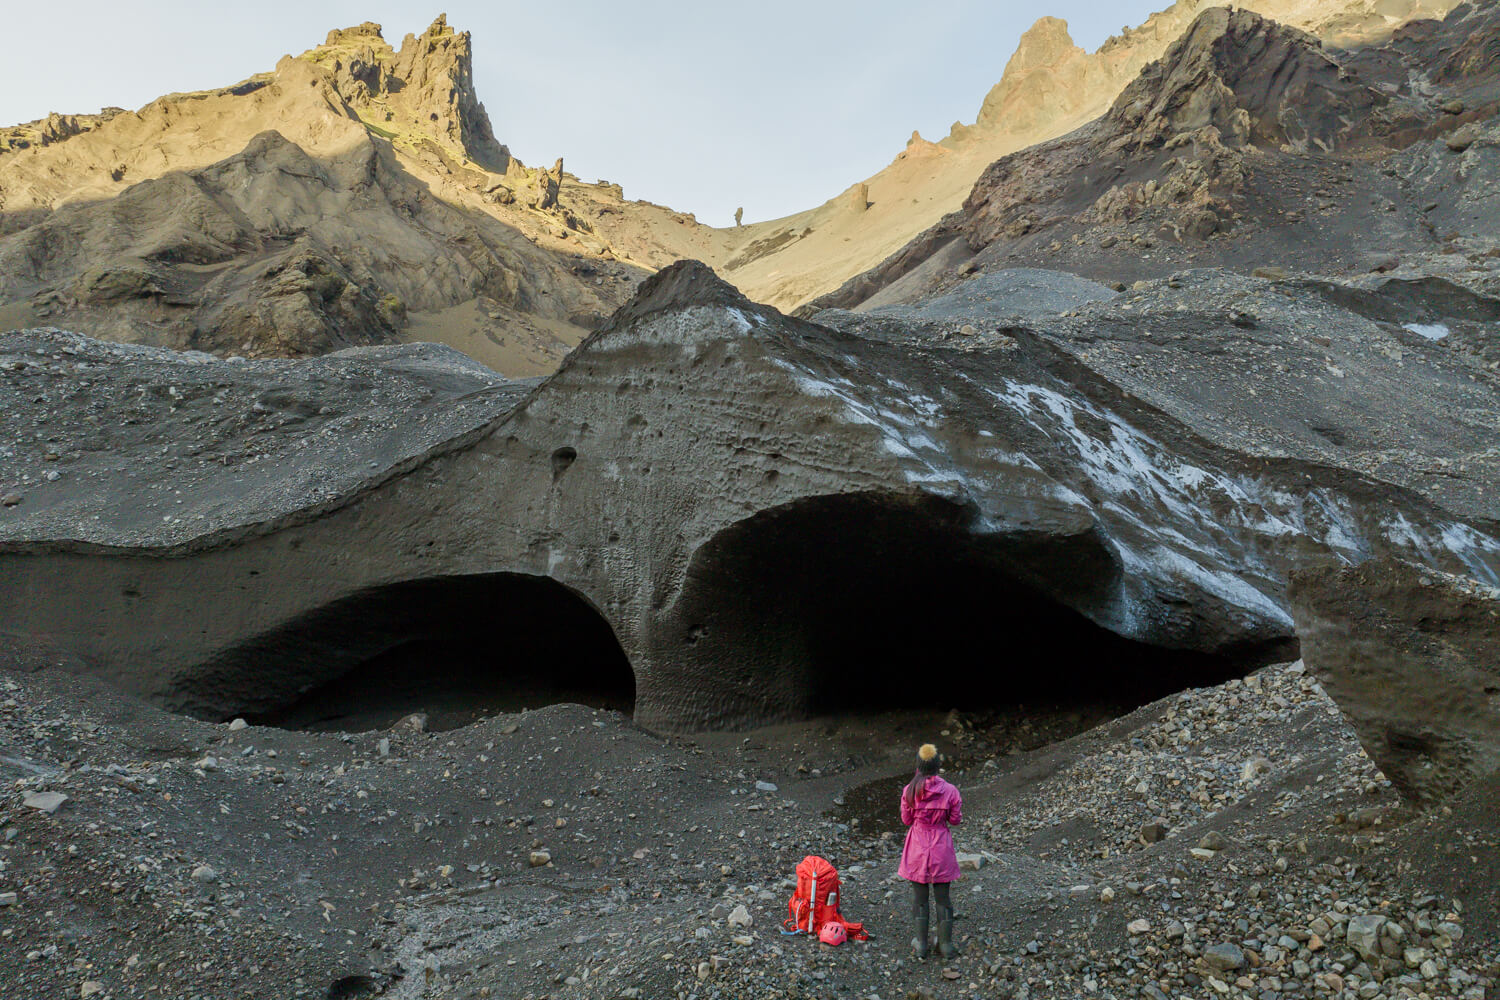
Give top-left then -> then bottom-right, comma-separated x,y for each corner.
2,1 -> 1169,226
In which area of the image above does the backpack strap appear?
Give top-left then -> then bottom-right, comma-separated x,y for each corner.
807,874 -> 818,934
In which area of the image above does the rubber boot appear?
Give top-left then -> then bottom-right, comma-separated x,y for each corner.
912,912 -> 930,961
911,883 -> 930,960
936,904 -> 962,960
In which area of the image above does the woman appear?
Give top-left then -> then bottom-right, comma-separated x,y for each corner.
898,743 -> 962,960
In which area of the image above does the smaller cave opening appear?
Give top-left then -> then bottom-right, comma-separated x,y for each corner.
215,574 -> 633,733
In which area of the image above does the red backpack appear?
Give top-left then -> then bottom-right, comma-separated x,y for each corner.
781,855 -> 868,941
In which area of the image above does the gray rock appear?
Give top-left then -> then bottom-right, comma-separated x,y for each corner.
392,712 -> 428,733
1202,942 -> 1245,972
1346,914 -> 1387,962
1446,125 -> 1478,152
865,268 -> 1117,322
21,790 -> 67,814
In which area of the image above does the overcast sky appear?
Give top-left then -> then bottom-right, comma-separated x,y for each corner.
2,1 -> 1169,226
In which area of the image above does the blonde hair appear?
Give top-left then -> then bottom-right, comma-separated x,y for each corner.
906,744 -> 941,807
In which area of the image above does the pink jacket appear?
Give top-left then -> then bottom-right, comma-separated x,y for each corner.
898,775 -> 962,884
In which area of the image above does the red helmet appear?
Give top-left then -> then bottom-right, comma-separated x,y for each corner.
819,921 -> 847,946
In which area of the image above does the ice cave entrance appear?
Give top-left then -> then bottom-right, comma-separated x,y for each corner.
238,573 -> 634,732
657,490 -> 1277,727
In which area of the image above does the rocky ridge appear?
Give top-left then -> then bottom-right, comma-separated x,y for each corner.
0,3 -> 1473,353
719,0 -> 1466,311
804,2 -> 1500,312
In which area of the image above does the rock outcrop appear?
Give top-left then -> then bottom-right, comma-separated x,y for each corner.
1105,8 -> 1391,152
973,16 -> 1093,139
1290,559 -> 1500,806
3,261 -> 1496,731
0,18 -> 741,372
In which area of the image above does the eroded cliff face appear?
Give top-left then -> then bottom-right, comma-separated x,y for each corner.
0,16 -> 510,214
1291,560 -> 1500,808
0,128 -> 634,361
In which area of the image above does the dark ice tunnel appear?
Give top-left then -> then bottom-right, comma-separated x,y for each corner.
185,573 -> 634,732
649,491 -> 1260,728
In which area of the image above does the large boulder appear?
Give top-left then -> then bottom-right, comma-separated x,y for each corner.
1290,558 -> 1500,806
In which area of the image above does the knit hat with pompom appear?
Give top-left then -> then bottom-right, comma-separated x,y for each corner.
917,743 -> 940,775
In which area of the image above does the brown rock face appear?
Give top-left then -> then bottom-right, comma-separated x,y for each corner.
1107,7 -> 1388,152
0,129 -> 617,360
0,16 -> 743,371
722,1 -> 1467,313
385,15 -> 511,173
535,158 -> 563,210
1290,559 -> 1500,807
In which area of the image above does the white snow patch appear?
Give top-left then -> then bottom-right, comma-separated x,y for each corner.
775,359 -> 965,487
1381,512 -> 1500,583
726,308 -> 756,333
1122,545 -> 1294,627
1403,322 -> 1449,341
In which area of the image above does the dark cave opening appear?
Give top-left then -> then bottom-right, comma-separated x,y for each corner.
664,491 -> 1280,728
232,574 -> 634,733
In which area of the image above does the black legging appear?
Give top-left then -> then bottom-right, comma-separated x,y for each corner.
911,880 -> 952,920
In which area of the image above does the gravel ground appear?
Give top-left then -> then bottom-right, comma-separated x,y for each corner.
2,661 -> 1495,1000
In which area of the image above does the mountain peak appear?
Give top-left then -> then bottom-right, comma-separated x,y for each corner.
1008,17 -> 1079,75
973,15 -> 1087,135
387,14 -> 508,170
296,15 -> 511,173
324,22 -> 385,47
601,260 -> 751,335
